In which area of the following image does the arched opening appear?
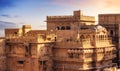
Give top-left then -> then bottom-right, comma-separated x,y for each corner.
61,26 -> 65,30
104,35 -> 107,40
66,26 -> 71,30
56,27 -> 60,30
14,32 -> 18,35
80,35 -> 85,42
99,35 -> 103,40
100,35 -> 104,40
55,37 -> 56,41
110,30 -> 113,36
86,35 -> 90,43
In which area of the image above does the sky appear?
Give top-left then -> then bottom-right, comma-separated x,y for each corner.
0,0 -> 120,36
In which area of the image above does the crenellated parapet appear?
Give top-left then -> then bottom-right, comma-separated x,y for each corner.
47,10 -> 95,30
47,15 -> 74,22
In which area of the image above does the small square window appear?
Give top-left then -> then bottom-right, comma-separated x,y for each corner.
14,32 -> 18,34
18,61 -> 24,64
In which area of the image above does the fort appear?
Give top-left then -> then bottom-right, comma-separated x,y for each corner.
0,10 -> 118,71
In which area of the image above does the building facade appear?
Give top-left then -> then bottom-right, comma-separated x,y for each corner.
98,14 -> 120,67
5,25 -> 55,71
0,37 -> 6,71
0,10 -> 117,71
46,10 -> 95,31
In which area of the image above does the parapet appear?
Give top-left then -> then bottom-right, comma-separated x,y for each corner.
73,10 -> 83,16
22,25 -> 32,35
22,25 -> 31,29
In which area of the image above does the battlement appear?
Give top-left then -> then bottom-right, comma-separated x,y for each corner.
47,15 -> 73,18
22,25 -> 31,29
47,16 -> 74,22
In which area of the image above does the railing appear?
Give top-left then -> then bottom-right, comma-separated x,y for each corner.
5,35 -> 55,44
54,59 -> 117,70
54,42 -> 82,48
81,16 -> 95,21
6,53 -> 25,57
53,55 -> 116,62
53,57 -> 84,62
6,36 -> 37,43
54,64 -> 83,70
47,15 -> 73,18
104,55 -> 116,60
39,56 -> 49,61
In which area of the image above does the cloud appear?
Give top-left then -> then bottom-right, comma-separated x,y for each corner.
0,14 -> 11,18
0,14 -> 20,18
0,21 -> 17,29
0,21 -> 18,36
104,0 -> 120,10
52,0 -> 100,7
14,15 -> 19,18
52,0 -> 92,6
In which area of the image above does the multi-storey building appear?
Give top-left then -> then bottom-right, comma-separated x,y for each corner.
0,10 -> 117,71
98,14 -> 120,67
0,37 -> 6,71
5,25 -> 117,71
5,25 -> 55,71
47,10 -> 95,31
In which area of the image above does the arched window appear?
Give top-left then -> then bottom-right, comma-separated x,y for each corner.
55,37 -> 56,41
85,35 -> 90,43
110,30 -> 113,36
104,35 -> 107,40
99,35 -> 103,40
14,32 -> 17,35
101,35 -> 104,40
80,35 -> 85,41
56,27 -> 60,30
66,26 -> 71,30
61,26 -> 65,30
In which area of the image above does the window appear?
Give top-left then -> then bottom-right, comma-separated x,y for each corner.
18,61 -> 24,64
85,54 -> 92,58
9,46 -> 12,52
61,26 -> 65,30
80,27 -> 88,30
25,46 -> 29,53
39,61 -> 46,65
66,26 -> 71,30
14,32 -> 18,35
99,35 -> 102,40
110,30 -> 113,36
56,27 -> 60,30
80,35 -> 85,41
68,53 -> 73,58
55,37 -> 56,41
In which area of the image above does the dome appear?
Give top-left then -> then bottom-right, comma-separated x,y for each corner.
94,25 -> 107,33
